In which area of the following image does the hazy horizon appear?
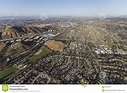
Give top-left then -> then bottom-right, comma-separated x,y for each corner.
0,0 -> 127,17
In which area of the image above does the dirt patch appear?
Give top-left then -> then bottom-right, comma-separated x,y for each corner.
35,50 -> 42,55
45,40 -> 67,52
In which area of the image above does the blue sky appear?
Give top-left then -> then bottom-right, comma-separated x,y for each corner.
0,0 -> 127,17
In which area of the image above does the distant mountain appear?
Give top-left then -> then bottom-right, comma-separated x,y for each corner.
0,25 -> 52,39
0,16 -> 39,20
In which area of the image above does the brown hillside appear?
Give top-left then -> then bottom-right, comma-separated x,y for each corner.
45,40 -> 67,52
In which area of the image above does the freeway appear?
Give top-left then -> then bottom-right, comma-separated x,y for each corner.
0,31 -> 62,70
0,32 -> 60,42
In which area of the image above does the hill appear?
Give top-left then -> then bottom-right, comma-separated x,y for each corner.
0,25 -> 53,39
45,40 -> 67,52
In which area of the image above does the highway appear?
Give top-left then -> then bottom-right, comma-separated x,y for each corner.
0,32 -> 60,42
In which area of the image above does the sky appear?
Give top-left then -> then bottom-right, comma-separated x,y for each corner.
0,0 -> 127,17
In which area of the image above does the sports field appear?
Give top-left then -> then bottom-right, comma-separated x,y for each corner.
28,46 -> 51,64
0,66 -> 18,82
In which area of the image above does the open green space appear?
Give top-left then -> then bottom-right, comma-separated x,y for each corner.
28,46 -> 52,64
0,66 -> 18,82
95,42 -> 117,46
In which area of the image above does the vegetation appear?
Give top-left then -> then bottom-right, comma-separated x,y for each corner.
0,66 -> 18,82
28,46 -> 51,64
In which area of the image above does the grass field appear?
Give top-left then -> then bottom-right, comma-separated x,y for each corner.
28,46 -> 51,64
0,66 -> 18,82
